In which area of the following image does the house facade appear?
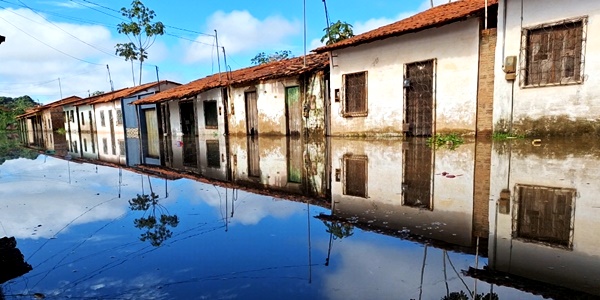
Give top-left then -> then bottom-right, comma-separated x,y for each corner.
493,0 -> 600,136
315,0 -> 498,137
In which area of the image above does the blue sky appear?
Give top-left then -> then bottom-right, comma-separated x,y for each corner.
0,0 -> 455,103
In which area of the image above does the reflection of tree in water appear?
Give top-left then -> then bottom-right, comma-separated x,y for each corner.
441,291 -> 499,300
322,220 -> 354,240
129,192 -> 179,247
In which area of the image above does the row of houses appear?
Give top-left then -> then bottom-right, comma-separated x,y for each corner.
17,0 -> 600,145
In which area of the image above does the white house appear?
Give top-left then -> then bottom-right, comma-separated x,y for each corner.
493,0 -> 600,136
314,0 -> 498,137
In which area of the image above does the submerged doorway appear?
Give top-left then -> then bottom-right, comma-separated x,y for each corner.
405,60 -> 434,137
179,101 -> 198,168
245,91 -> 258,136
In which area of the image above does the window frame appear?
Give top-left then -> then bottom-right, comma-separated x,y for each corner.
342,154 -> 368,198
512,184 -> 576,249
342,71 -> 368,117
203,100 -> 219,129
520,17 -> 587,88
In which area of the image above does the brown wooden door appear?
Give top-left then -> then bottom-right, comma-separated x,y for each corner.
402,139 -> 433,209
245,91 -> 258,135
285,86 -> 301,135
160,103 -> 172,165
247,136 -> 260,177
405,60 -> 434,137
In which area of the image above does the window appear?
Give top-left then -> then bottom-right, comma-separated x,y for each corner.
523,18 -> 585,86
343,154 -> 368,198
72,140 -> 78,152
100,110 -> 106,127
116,109 -> 123,125
80,112 -> 85,125
342,71 -> 368,116
118,140 -> 125,156
206,140 -> 220,168
514,185 -> 575,248
69,110 -> 74,123
102,138 -> 108,154
204,101 -> 218,129
88,111 -> 93,127
83,138 -> 88,152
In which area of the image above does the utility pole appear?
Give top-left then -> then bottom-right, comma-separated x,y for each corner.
215,30 -> 222,81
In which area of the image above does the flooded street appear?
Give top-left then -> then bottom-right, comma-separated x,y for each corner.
1,135 -> 600,299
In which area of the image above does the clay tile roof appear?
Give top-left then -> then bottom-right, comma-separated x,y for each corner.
133,53 -> 329,105
90,80 -> 181,104
16,95 -> 81,118
314,0 -> 497,53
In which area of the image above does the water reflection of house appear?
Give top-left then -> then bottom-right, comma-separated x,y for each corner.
228,136 -> 328,198
16,95 -> 81,149
493,0 -> 600,136
327,138 -> 490,252
482,139 -> 600,297
313,0 -> 497,137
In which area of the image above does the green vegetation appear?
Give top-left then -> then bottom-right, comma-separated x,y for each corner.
251,50 -> 292,65
492,131 -> 526,140
321,20 -> 354,45
115,0 -> 165,85
0,95 -> 37,131
426,133 -> 464,150
0,133 -> 38,165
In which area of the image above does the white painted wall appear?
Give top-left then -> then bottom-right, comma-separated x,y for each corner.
488,141 -> 600,295
493,0 -> 600,130
229,77 -> 299,135
328,19 -> 481,136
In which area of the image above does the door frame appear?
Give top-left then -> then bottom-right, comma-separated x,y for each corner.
403,58 -> 437,137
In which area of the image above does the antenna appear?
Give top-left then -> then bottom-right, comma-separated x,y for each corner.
215,29 -> 222,80
58,78 -> 63,99
106,64 -> 115,92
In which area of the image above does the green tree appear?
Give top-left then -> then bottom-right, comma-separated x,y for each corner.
129,192 -> 179,247
321,20 -> 354,45
90,91 -> 104,96
251,50 -> 292,65
115,0 -> 165,86
0,95 -> 36,131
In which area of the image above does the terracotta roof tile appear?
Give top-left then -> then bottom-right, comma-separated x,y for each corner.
133,53 -> 329,105
314,0 -> 497,52
90,80 -> 181,104
17,95 -> 81,118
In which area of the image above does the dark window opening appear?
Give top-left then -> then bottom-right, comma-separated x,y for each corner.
204,101 -> 218,129
100,111 -> 106,127
80,112 -> 85,125
206,140 -> 220,168
116,109 -> 123,126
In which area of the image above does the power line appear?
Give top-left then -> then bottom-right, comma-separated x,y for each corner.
0,10 -> 104,66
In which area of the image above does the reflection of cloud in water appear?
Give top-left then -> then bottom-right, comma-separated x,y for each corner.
323,240 -> 536,300
0,156 -> 150,239
192,185 -> 302,225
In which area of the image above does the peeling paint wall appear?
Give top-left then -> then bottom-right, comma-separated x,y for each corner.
227,72 -> 327,136
493,0 -> 600,136
329,138 -> 476,246
488,139 -> 600,295
329,19 -> 481,136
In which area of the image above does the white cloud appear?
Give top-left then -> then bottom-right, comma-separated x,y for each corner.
0,8 -> 167,103
184,10 -> 300,64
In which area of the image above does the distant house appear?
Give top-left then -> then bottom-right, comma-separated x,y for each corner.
133,53 -> 329,171
88,80 -> 181,165
493,0 -> 600,136
17,95 -> 81,150
314,0 -> 498,137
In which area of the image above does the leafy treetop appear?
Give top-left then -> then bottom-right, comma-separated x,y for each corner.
321,20 -> 355,45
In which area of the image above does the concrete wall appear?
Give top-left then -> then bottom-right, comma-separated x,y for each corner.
493,0 -> 600,135
228,72 -> 327,136
488,139 -> 600,295
328,18 -> 481,136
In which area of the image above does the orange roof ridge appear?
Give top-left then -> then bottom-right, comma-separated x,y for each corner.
314,0 -> 497,53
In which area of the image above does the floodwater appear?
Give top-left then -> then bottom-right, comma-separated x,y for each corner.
1,133 -> 600,300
